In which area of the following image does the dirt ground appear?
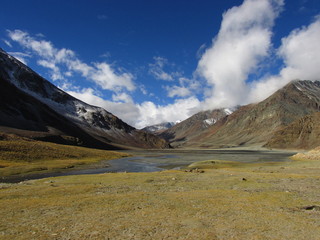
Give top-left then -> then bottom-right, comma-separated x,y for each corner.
1,157 -> 320,240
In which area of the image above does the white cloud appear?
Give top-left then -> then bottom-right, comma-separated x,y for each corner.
7,29 -> 135,92
37,59 -> 63,80
3,39 -> 12,47
66,88 -> 140,125
197,0 -> 284,109
196,43 -> 207,59
112,92 -> 134,103
139,85 -> 148,95
91,62 -> 135,92
66,87 -> 201,129
166,85 -> 191,98
279,16 -> 320,81
248,16 -> 320,102
5,1 -> 320,130
135,97 -> 201,128
165,77 -> 201,98
7,52 -> 31,64
149,56 -> 180,81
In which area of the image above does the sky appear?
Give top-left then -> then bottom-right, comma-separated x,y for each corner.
1,0 -> 320,128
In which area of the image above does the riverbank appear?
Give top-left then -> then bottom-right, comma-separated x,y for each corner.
1,148 -> 295,183
1,156 -> 319,239
0,136 -> 130,181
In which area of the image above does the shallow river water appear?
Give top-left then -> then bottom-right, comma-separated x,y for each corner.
1,149 -> 296,183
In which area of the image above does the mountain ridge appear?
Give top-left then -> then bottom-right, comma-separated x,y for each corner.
0,48 -> 169,149
162,80 -> 320,149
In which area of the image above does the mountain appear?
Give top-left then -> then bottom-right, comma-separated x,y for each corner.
141,121 -> 179,134
0,48 -> 169,149
165,80 -> 320,149
159,108 -> 235,147
265,112 -> 320,149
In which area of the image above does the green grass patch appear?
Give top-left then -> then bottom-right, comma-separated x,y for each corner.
187,159 -> 243,169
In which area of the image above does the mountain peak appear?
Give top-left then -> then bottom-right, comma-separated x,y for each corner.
0,49 -> 169,149
162,80 -> 320,149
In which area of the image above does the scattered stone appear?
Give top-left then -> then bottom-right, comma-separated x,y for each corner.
172,178 -> 176,181
184,168 -> 205,173
242,178 -> 247,181
302,205 -> 320,211
44,180 -> 55,184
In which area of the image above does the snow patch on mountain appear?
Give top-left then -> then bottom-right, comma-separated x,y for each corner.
0,48 -> 131,134
224,108 -> 233,115
203,118 -> 216,126
142,122 -> 178,133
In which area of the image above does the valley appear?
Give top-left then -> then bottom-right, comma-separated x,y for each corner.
1,149 -> 320,239
1,147 -> 295,183
1,47 -> 320,239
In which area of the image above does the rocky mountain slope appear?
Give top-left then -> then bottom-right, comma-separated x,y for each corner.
166,80 -> 320,149
159,108 -> 234,147
141,121 -> 178,134
0,48 -> 169,149
265,112 -> 320,149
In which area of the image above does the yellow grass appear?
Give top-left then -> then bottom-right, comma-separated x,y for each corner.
1,155 -> 320,239
0,138 -> 129,177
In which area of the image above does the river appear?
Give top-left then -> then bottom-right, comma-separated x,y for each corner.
1,149 -> 296,183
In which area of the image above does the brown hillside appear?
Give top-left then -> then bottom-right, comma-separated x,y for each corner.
265,112 -> 320,149
180,80 -> 320,149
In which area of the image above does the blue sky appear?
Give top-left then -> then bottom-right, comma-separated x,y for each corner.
1,0 -> 320,128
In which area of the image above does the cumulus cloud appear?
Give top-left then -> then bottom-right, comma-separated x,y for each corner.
248,16 -> 320,102
165,77 -> 201,98
66,87 -> 201,129
7,30 -> 135,92
5,1 -> 320,129
136,97 -> 201,128
67,11 -> 320,128
197,0 -> 284,108
166,85 -> 191,98
112,92 -> 134,103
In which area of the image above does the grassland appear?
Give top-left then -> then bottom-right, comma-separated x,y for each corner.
1,150 -> 320,239
0,133 -> 129,178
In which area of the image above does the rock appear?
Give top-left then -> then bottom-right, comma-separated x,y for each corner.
302,205 -> 320,211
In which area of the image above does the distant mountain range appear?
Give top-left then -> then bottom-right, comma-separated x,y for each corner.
158,108 -> 236,148
0,48 -> 169,150
141,121 -> 181,134
160,80 -> 320,149
1,48 -> 319,150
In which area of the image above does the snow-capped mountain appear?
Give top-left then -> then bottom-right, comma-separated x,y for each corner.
202,108 -> 236,127
159,108 -> 233,147
0,48 -> 169,149
163,80 -> 320,149
142,121 -> 180,133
